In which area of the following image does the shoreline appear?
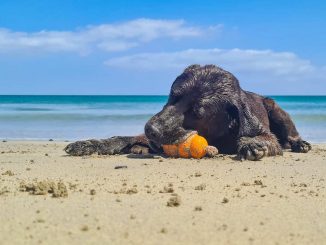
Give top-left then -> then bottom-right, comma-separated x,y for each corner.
2,139 -> 326,144
0,141 -> 326,244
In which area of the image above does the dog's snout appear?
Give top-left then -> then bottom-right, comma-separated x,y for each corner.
145,122 -> 161,141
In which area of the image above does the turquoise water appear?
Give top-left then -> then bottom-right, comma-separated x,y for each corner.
0,95 -> 325,142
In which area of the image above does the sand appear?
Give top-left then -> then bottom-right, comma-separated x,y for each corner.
0,141 -> 326,245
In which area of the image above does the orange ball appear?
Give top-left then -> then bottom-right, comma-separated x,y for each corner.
190,135 -> 208,159
163,134 -> 208,159
162,144 -> 179,158
178,134 -> 195,158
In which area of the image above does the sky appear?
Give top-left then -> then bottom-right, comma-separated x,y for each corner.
0,0 -> 325,95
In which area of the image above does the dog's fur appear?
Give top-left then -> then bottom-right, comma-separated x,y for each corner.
65,65 -> 311,160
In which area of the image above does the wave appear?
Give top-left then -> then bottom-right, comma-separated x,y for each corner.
292,114 -> 326,123
0,95 -> 326,141
0,95 -> 168,104
0,113 -> 154,122
11,107 -> 55,112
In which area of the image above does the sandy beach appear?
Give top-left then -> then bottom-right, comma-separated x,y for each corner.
0,141 -> 325,245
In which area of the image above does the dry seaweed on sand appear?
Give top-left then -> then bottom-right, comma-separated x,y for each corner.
167,194 -> 181,207
19,180 -> 68,198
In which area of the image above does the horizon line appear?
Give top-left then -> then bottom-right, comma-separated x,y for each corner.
0,94 -> 326,96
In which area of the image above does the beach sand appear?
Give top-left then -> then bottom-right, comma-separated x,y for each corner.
0,141 -> 326,245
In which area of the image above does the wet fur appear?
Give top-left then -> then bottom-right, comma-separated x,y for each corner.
65,65 -> 311,160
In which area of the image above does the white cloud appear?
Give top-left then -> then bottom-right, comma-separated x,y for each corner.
104,48 -> 317,77
105,48 -> 326,95
0,19 -> 206,54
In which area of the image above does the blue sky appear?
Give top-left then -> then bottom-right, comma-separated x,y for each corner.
0,0 -> 325,95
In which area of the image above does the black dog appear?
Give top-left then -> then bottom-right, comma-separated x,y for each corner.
65,65 -> 311,160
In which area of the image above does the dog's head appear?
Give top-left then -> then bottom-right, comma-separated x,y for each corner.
145,64 -> 240,149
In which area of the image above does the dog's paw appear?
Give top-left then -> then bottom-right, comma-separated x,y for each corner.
237,137 -> 269,161
237,143 -> 268,161
291,140 -> 312,153
64,140 -> 97,156
64,137 -> 137,156
130,145 -> 150,154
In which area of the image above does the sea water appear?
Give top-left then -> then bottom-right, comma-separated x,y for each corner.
0,95 -> 325,142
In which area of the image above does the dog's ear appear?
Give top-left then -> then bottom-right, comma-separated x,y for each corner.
218,102 -> 255,140
226,104 -> 240,134
232,101 -> 265,137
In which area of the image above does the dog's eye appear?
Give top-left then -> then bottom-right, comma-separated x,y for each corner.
193,106 -> 205,119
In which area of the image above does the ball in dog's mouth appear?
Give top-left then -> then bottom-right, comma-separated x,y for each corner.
162,133 -> 209,159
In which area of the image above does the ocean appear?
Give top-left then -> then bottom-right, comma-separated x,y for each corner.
0,95 -> 325,142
